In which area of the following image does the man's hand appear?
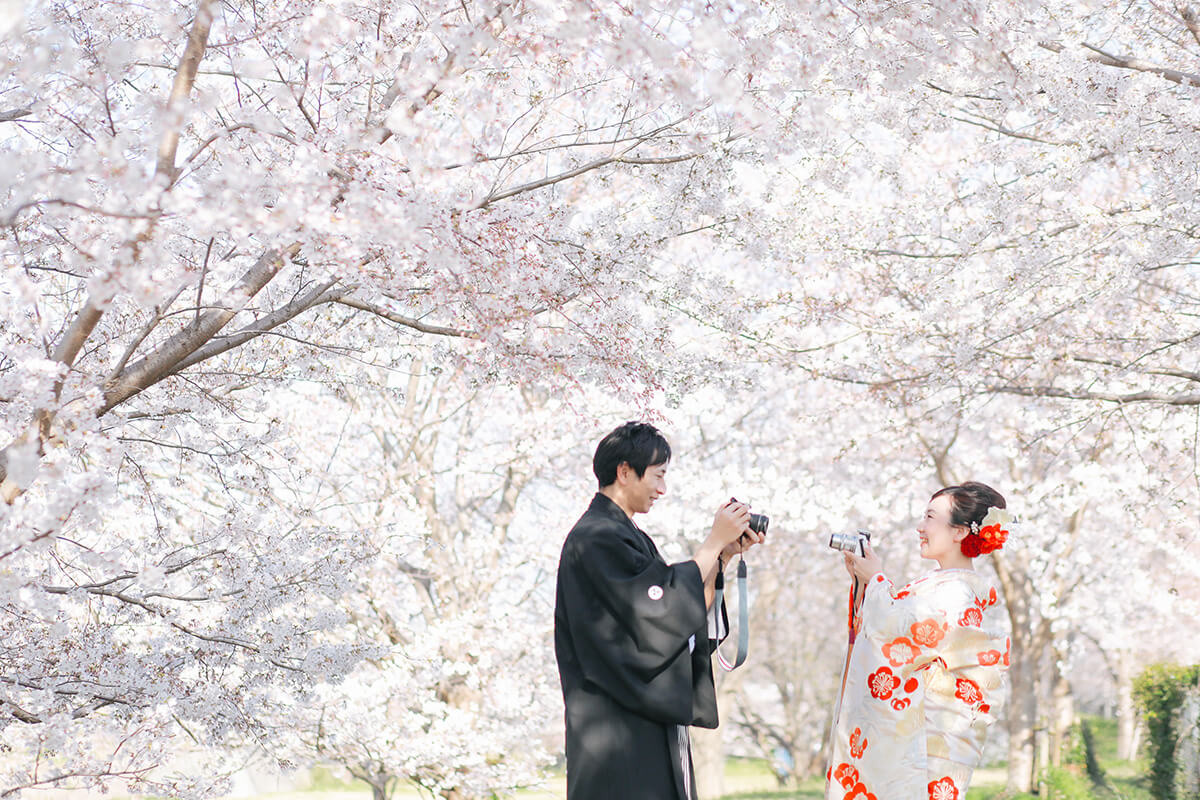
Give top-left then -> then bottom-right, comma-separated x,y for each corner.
711,500 -> 753,549
721,530 -> 764,560
695,500 -> 759,608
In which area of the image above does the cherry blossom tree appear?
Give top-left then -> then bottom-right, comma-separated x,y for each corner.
689,7 -> 1200,786
732,3 -> 1200,417
6,0 -> 1200,795
0,0 -> 814,792
267,367 -> 576,800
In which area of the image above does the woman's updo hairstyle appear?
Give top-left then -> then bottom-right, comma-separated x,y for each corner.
931,481 -> 1008,558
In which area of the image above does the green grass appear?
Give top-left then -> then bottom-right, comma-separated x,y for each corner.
265,718 -> 1156,800
712,715 -> 1154,800
717,758 -> 825,798
966,771 -> 1154,800
958,715 -> 1154,800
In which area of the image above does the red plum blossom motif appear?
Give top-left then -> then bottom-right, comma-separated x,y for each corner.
844,782 -> 878,800
958,607 -> 983,627
978,650 -> 1002,666
954,677 -> 984,706
890,697 -> 911,710
849,728 -> 868,758
928,776 -> 959,800
868,666 -> 901,700
882,636 -> 920,666
834,763 -> 860,789
903,677 -> 919,693
910,619 -> 948,648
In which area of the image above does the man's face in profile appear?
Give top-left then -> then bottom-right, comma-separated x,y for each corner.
624,461 -> 667,515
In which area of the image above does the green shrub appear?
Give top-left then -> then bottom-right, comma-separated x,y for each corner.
1132,663 -> 1200,800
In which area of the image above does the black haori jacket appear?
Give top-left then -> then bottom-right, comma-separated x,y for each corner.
554,493 -> 720,800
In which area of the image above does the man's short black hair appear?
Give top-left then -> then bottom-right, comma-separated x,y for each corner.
593,421 -> 672,488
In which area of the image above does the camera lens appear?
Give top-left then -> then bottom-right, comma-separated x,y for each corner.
828,531 -> 871,555
748,513 -> 769,536
828,532 -> 860,552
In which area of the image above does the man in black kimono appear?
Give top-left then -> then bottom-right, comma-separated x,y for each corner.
554,421 -> 764,800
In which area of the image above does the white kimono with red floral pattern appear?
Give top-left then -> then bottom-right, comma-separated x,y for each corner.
825,569 -> 1009,800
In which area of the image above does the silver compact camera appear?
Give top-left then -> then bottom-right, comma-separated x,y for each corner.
828,530 -> 871,557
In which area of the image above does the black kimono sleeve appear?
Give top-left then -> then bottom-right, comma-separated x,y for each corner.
560,522 -> 715,726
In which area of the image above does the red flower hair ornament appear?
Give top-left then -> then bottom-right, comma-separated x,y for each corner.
960,507 -> 1014,558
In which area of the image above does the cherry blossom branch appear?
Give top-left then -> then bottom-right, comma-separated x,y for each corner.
133,61 -> 332,84
438,128 -> 701,170
1,677 -> 134,723
116,436 -> 250,458
987,385 -> 1200,405
375,2 -> 515,144
105,285 -> 190,384
476,148 -> 702,208
332,295 -> 476,338
0,107 -> 32,123
984,349 -> 1200,384
0,294 -> 112,492
164,277 -> 343,375
99,242 -> 301,414
1181,5 -> 1200,48
0,765 -> 156,797
4,703 -> 42,724
1079,42 -> 1200,85
180,123 -> 299,168
1,0 -> 223,503
948,112 -> 1069,146
155,0 -> 217,182
1039,40 -> 1200,86
36,583 -> 295,664
1,198 -> 158,227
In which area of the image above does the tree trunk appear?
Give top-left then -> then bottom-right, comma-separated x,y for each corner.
993,553 -> 1039,793
1117,649 -> 1139,761
1036,720 -> 1051,795
1006,642 -> 1039,792
692,724 -> 725,800
1049,638 -> 1075,767
692,673 -> 734,799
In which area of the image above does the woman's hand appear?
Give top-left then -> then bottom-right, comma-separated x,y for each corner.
842,541 -> 883,583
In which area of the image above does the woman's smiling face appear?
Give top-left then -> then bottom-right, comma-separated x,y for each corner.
917,494 -> 966,562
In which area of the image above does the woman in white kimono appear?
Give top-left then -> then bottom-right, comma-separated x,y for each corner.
826,482 -> 1013,800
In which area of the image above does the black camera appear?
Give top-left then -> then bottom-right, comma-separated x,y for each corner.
828,530 -> 871,557
729,498 -> 769,539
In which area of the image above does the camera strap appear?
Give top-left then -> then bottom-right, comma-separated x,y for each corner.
848,575 -> 861,643
712,557 -> 749,671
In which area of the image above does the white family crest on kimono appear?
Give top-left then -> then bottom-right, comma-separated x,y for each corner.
827,569 -> 1010,800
